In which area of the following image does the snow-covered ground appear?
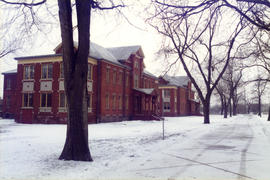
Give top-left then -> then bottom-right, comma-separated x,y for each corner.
0,115 -> 270,180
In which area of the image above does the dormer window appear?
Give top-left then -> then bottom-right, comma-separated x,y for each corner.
134,61 -> 139,69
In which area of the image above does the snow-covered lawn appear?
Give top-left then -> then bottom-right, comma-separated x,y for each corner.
0,115 -> 270,180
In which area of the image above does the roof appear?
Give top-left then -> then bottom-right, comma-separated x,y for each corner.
14,42 -> 150,72
162,75 -> 189,87
1,69 -> 17,75
53,42 -> 143,67
90,42 -> 122,66
133,88 -> 155,95
15,54 -> 62,60
107,46 -> 143,60
143,70 -> 157,79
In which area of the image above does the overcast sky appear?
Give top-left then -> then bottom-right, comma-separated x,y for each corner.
0,1 -> 268,105
0,1 -> 184,97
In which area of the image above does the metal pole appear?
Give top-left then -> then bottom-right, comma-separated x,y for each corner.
162,89 -> 165,140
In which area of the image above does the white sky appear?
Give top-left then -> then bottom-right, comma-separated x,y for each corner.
0,1 -> 185,98
0,1 -> 268,105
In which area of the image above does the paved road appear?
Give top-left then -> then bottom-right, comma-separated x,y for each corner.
133,115 -> 270,180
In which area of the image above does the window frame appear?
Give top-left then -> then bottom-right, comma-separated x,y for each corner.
59,92 -> 67,108
40,93 -> 52,107
87,64 -> 92,80
6,79 -> 11,90
23,65 -> 34,80
126,95 -> 129,110
41,64 -> 53,79
105,94 -> 110,109
22,93 -> 33,107
106,68 -> 110,83
164,102 -> 171,110
118,95 -> 122,110
113,71 -> 116,84
60,63 -> 64,79
164,89 -> 171,98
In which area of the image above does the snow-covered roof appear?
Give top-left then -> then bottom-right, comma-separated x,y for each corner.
143,70 -> 157,79
163,75 -> 189,87
133,88 -> 155,95
2,69 -> 17,75
107,46 -> 143,60
89,42 -> 122,65
54,42 -> 142,67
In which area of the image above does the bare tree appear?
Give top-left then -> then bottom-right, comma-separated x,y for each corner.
1,0 -> 124,161
0,0 -> 56,58
148,1 -> 246,124
251,76 -> 267,117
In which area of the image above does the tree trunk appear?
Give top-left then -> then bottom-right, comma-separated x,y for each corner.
229,98 -> 232,117
258,95 -> 262,117
232,96 -> 237,116
220,96 -> 224,115
203,100 -> 210,124
224,98 -> 228,119
58,0 -> 92,161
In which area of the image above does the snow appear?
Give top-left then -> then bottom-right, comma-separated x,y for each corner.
0,115 -> 270,180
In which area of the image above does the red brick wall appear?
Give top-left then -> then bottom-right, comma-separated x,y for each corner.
99,61 -> 126,122
179,87 -> 188,115
15,61 -> 97,124
2,73 -> 17,118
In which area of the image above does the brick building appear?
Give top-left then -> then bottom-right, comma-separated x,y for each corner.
158,75 -> 200,116
1,42 -> 200,123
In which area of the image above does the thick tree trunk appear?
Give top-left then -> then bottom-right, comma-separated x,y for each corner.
58,0 -> 92,161
203,100 -> 210,124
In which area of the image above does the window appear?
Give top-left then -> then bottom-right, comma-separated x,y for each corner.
118,72 -> 122,84
164,89 -> 170,98
23,93 -> 33,107
60,63 -> 64,78
105,94 -> 110,109
59,93 -> 66,107
24,65 -> 34,79
118,95 -> 122,110
41,64 -> 53,79
134,61 -> 139,68
41,93 -> 52,107
126,75 -> 129,87
112,95 -> 116,110
87,64 -> 92,80
87,94 -> 92,109
6,95 -> 11,108
6,79 -> 11,89
113,71 -> 116,84
164,102 -> 170,110
126,95 -> 129,110
106,68 -> 110,83
134,75 -> 139,88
